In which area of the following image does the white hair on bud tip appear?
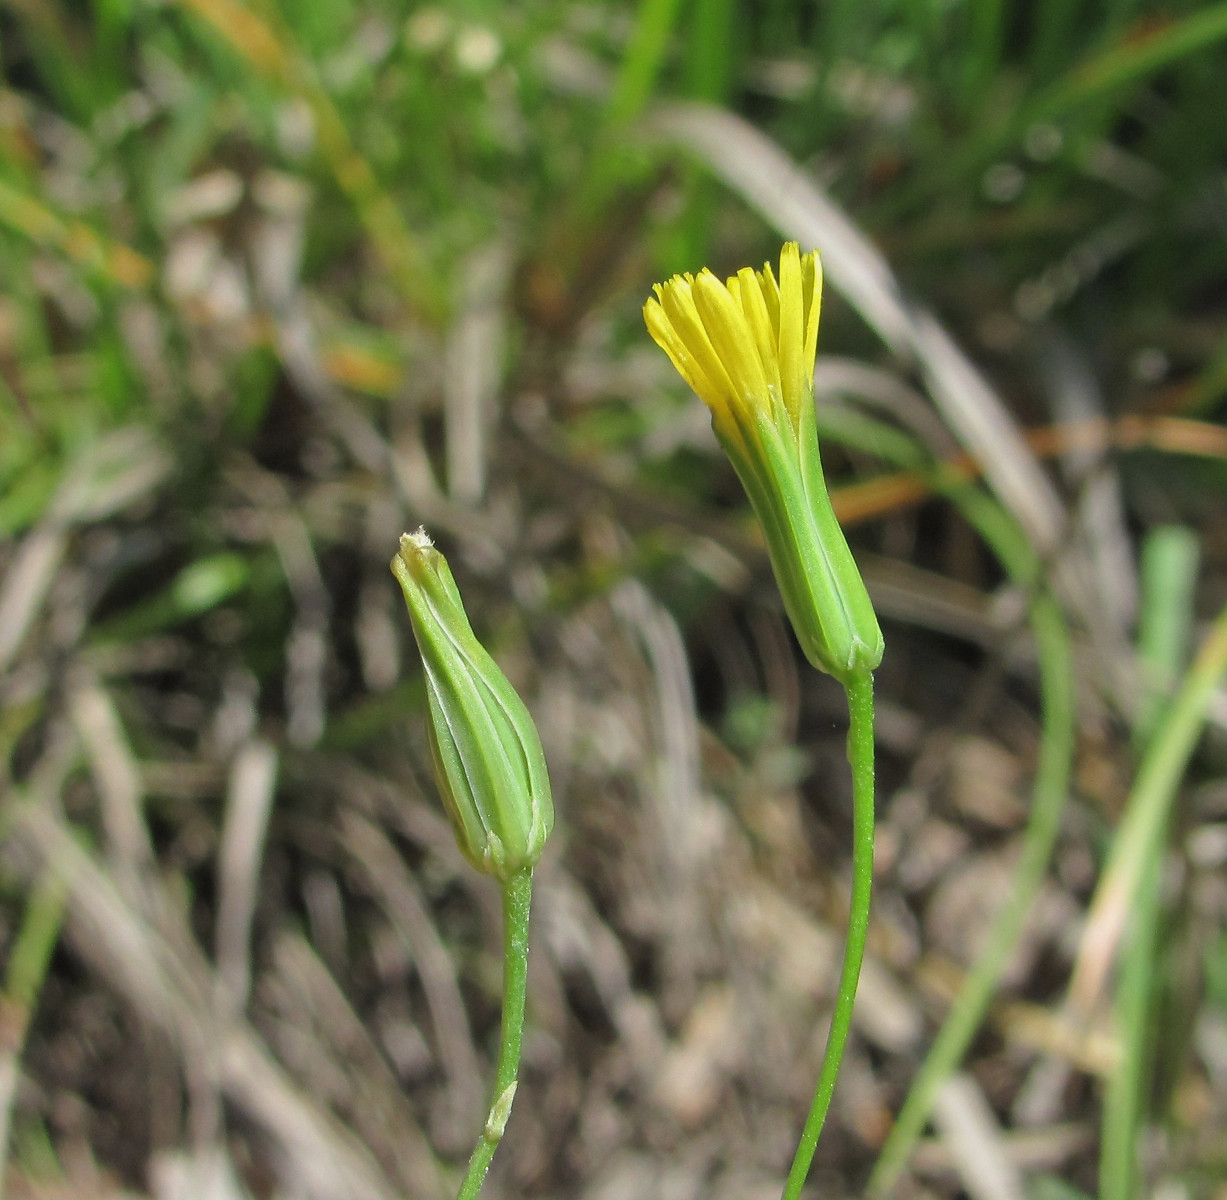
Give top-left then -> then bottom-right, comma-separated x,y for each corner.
402,527 -> 434,552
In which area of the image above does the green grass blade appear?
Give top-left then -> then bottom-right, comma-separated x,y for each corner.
1072,601 -> 1227,1018
0,871 -> 68,1200
880,2 -> 1227,222
1099,526 -> 1201,1199
1099,601 -> 1227,1200
1135,526 -> 1201,749
669,0 -> 735,265
1039,3 -> 1227,119
604,0 -> 685,130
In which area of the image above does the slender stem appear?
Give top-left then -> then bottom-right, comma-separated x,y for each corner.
456,868 -> 534,1200
781,668 -> 875,1200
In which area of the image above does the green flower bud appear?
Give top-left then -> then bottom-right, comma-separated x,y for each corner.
644,243 -> 884,683
391,530 -> 553,880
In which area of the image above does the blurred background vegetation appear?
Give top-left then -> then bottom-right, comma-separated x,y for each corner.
2,1 -> 1227,1198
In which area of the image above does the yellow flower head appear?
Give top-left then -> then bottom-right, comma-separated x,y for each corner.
644,243 -> 883,681
643,242 -> 822,455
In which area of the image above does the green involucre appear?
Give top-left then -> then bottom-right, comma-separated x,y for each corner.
391,531 -> 553,881
720,392 -> 883,683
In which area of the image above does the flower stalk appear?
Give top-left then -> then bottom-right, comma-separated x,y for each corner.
456,867 -> 533,1200
392,532 -> 553,1199
645,243 -> 882,1197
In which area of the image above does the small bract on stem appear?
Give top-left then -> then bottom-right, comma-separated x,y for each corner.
645,243 -> 882,1200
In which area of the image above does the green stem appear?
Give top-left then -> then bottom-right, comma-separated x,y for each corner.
456,868 -> 533,1200
782,668 -> 875,1200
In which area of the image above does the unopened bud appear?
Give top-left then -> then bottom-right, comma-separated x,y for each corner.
391,530 -> 553,880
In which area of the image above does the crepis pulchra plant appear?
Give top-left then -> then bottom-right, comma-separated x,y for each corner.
392,243 -> 882,1200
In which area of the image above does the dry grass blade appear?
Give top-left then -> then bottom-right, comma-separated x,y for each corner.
215,739 -> 279,1017
266,933 -> 446,1196
339,811 -> 485,1148
1039,333 -> 1136,635
47,429 -> 172,526
444,242 -> 512,505
854,554 -> 1003,650
907,312 -> 1066,557
219,1032 -> 402,1200
229,469 -> 332,749
815,358 -> 960,457
534,872 -> 667,1069
931,1074 -> 1027,1200
0,528 -> 65,675
248,176 -> 393,476
644,103 -> 914,352
1036,332 -> 1137,716
0,429 -> 169,674
149,1149 -> 250,1200
610,579 -> 703,873
68,669 -> 154,880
